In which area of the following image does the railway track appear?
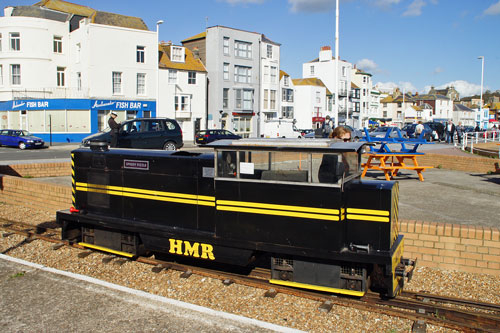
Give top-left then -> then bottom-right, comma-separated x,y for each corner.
2,218 -> 499,332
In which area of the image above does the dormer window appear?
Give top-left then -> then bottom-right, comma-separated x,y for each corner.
171,46 -> 185,63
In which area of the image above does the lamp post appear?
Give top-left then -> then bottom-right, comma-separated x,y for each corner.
156,20 -> 164,116
334,0 -> 339,127
478,56 -> 484,129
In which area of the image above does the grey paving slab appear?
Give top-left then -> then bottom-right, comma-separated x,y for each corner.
0,255 -> 301,333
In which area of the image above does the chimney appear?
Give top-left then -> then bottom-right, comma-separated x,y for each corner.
319,46 -> 332,62
193,47 -> 200,60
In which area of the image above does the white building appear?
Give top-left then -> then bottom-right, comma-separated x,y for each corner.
302,46 -> 352,126
182,26 -> 280,138
260,36 -> 281,136
351,69 -> 373,128
0,1 -> 158,142
292,78 -> 329,130
158,43 -> 207,142
453,104 -> 475,126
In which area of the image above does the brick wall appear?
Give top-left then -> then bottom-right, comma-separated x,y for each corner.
0,162 -> 71,178
418,153 -> 500,174
0,175 -> 72,212
401,220 -> 500,276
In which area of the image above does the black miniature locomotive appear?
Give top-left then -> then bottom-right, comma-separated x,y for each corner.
57,139 -> 415,298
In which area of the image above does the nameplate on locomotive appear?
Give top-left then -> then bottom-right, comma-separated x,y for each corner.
123,159 -> 150,170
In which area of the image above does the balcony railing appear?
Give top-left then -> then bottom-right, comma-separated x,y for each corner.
11,88 -> 90,100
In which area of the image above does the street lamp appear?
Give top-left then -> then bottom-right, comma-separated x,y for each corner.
334,0 -> 339,127
156,20 -> 164,116
478,56 -> 484,129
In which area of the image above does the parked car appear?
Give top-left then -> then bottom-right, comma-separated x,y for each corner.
368,126 -> 407,139
195,129 -> 241,144
342,125 -> 364,141
81,118 -> 183,150
0,129 -> 45,149
424,122 -> 445,141
402,123 -> 436,141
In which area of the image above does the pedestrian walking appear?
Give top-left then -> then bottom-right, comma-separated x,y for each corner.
456,122 -> 464,144
445,120 -> 455,144
108,112 -> 120,148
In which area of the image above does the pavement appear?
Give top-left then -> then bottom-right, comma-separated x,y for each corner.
0,254 -> 301,333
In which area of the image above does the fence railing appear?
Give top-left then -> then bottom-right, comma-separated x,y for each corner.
461,131 -> 500,155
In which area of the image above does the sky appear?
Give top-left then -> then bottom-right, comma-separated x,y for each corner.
5,0 -> 500,97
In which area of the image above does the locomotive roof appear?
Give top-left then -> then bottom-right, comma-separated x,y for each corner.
207,139 -> 366,153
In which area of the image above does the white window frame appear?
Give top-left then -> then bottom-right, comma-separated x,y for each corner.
223,37 -> 229,55
10,32 -> 20,51
310,65 -> 315,75
77,72 -> 82,91
171,46 -> 185,63
263,65 -> 269,83
188,71 -> 196,85
11,64 -> 21,85
168,70 -> 177,84
112,71 -> 122,95
263,89 -> 269,110
223,63 -> 229,80
136,46 -> 145,63
270,90 -> 276,110
174,95 -> 191,112
283,76 -> 289,86
223,88 -> 229,109
137,73 -> 146,95
267,44 -> 272,58
56,67 -> 65,87
234,40 -> 252,59
234,66 -> 252,83
316,91 -> 321,104
53,36 -> 62,53
235,88 -> 253,111
271,66 -> 277,83
0,65 -> 3,85
0,33 -> 2,52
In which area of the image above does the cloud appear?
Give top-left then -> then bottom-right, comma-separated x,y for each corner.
288,0 -> 335,13
483,1 -> 500,15
375,81 -> 417,93
374,0 -> 401,8
425,80 -> 483,97
402,0 -> 426,16
356,59 -> 380,73
433,67 -> 444,75
219,0 -> 265,5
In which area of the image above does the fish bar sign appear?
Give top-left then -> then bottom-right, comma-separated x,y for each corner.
168,239 -> 215,260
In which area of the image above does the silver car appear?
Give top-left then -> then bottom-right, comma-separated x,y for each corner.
368,126 -> 407,139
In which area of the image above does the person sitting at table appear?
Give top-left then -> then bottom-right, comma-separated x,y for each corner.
329,126 -> 352,141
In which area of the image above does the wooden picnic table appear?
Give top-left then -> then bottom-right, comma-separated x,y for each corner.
361,152 -> 433,182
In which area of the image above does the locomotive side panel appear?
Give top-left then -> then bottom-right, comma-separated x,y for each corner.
215,180 -> 344,254
344,180 -> 395,251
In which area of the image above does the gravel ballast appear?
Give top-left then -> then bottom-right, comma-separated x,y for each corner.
1,202 -> 498,332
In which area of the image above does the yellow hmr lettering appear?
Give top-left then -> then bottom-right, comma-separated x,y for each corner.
168,238 -> 215,260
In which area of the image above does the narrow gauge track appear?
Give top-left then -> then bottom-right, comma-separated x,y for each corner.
2,219 -> 500,332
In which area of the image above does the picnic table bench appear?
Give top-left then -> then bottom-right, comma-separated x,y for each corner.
361,152 -> 433,181
360,127 -> 434,181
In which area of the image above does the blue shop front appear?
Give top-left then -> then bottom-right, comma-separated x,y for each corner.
0,99 -> 156,143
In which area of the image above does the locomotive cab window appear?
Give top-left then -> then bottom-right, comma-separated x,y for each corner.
216,148 -> 359,185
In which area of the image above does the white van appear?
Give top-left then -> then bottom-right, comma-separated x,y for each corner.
262,121 -> 303,138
